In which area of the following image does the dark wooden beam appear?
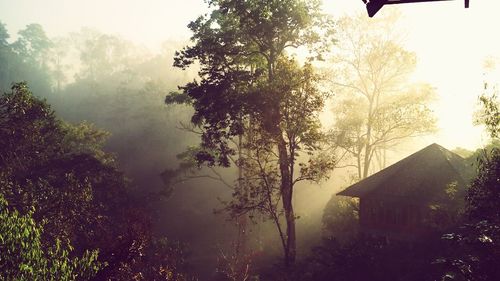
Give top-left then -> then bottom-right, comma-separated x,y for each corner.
384,0 -> 454,6
365,0 -> 469,18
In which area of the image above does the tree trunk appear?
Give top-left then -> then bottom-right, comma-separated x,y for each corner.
356,151 -> 362,180
363,131 -> 372,179
236,133 -> 247,256
363,99 -> 374,179
267,51 -> 296,267
277,138 -> 295,267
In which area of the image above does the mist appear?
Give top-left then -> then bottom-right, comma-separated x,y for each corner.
0,1 -> 499,281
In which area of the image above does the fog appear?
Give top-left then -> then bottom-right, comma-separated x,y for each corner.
0,1 -> 497,280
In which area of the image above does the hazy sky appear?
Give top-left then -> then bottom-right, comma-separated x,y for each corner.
1,0 -> 498,151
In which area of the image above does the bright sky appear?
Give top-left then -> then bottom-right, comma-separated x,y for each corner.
0,0 -> 497,150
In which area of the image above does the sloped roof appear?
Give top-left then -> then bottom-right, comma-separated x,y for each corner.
337,143 -> 471,201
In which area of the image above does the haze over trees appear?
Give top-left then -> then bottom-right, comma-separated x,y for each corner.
0,82 -> 195,280
1,1 -> 499,280
328,13 -> 437,180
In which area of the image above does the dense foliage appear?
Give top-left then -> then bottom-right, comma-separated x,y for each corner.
0,83 -> 194,280
0,194 -> 101,281
0,5 -> 498,280
171,0 -> 336,268
434,83 -> 500,281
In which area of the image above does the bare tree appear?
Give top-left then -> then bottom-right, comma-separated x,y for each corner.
327,12 -> 437,179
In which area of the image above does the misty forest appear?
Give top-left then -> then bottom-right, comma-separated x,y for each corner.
0,0 -> 499,280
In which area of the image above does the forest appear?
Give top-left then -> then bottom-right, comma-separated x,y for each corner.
0,0 -> 499,280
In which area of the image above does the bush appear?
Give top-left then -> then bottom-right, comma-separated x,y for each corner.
0,194 -> 101,281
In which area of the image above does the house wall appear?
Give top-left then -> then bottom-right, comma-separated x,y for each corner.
359,197 -> 426,240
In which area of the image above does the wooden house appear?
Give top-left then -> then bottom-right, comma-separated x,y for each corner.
337,143 -> 472,241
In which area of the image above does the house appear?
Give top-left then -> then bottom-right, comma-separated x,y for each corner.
337,143 -> 472,241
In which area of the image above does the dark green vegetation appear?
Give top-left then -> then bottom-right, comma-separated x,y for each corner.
0,83 -> 194,280
1,1 -> 500,280
0,194 -> 100,280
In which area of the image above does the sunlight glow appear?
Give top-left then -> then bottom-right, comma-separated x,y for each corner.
1,0 -> 496,150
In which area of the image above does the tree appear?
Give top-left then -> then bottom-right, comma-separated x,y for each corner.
0,82 -> 194,281
0,193 -> 101,281
433,68 -> 500,281
467,61 -> 500,223
48,37 -> 71,93
1,24 -> 54,94
0,82 -> 128,269
322,196 -> 359,244
0,21 -> 9,47
434,148 -> 500,281
75,31 -> 143,92
12,24 -> 52,67
476,92 -> 499,139
171,0 -> 334,267
328,12 -> 436,179
466,57 -> 500,223
475,57 -> 500,139
0,21 -> 12,92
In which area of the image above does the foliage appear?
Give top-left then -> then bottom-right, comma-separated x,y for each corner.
466,148 -> 500,222
321,196 -> 359,244
474,65 -> 500,139
434,87 -> 500,280
107,236 -> 196,281
0,21 -> 9,47
0,194 -> 101,281
215,239 -> 257,281
296,236 -> 442,281
0,83 -> 195,280
0,82 -> 126,247
11,24 -> 52,66
0,20 -> 210,280
328,12 -> 437,179
435,220 -> 500,281
476,92 -> 499,139
172,0 -> 335,267
61,121 -> 114,164
0,23 -> 53,94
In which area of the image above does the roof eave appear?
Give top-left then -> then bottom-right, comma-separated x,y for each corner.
336,190 -> 361,197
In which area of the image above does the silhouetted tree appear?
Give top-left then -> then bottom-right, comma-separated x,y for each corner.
171,0 -> 335,267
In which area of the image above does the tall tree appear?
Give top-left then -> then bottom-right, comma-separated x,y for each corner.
4,24 -> 54,94
328,12 -> 436,179
0,21 -> 9,47
76,31 -> 143,91
12,23 -> 52,67
0,21 -> 11,91
171,0 -> 334,267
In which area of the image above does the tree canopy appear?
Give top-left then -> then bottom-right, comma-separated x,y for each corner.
0,194 -> 101,281
0,82 -> 194,280
327,12 -> 437,179
171,0 -> 335,267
